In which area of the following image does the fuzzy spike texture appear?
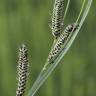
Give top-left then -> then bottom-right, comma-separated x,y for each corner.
16,44 -> 28,96
52,0 -> 64,39
48,23 -> 79,63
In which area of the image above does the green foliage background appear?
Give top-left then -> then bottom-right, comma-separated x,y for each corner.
0,0 -> 95,96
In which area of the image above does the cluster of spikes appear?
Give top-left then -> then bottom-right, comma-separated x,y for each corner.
16,44 -> 28,96
47,0 -> 79,64
15,0 -> 93,95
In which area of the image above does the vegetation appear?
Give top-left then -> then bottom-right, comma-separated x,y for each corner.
0,0 -> 95,96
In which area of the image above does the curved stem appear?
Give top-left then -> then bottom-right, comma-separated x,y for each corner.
63,0 -> 70,21
76,0 -> 86,23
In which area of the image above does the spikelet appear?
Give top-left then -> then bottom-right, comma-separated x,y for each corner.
16,44 -> 28,96
48,23 -> 79,63
52,0 -> 64,38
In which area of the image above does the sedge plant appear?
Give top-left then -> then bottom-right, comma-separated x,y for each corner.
16,0 -> 93,96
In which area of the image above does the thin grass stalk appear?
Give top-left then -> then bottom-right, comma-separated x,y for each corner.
63,0 -> 70,21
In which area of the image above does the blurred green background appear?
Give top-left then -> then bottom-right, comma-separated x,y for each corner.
0,0 -> 96,96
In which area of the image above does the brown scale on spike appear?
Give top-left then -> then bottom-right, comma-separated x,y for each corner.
16,44 -> 28,96
48,23 -> 79,63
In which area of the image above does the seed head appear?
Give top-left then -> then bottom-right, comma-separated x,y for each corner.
16,44 -> 28,96
48,23 -> 79,63
52,0 -> 64,38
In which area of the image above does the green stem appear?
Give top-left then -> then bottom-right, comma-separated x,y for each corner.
63,0 -> 70,21
76,0 -> 86,23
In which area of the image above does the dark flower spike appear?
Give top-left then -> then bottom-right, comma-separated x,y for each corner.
48,23 -> 79,64
16,44 -> 28,96
52,0 -> 64,39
